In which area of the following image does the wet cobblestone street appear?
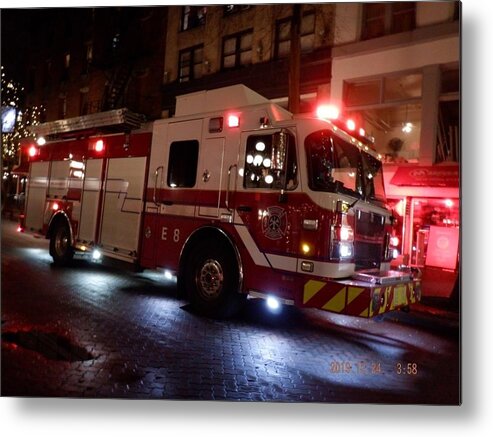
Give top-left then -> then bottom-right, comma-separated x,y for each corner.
1,220 -> 459,403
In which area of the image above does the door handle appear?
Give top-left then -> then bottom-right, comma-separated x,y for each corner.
225,164 -> 237,212
153,166 -> 164,206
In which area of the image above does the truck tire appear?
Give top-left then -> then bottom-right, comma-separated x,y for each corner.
49,221 -> 74,266
186,238 -> 245,318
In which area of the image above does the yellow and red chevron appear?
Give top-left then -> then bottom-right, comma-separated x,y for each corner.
302,279 -> 419,318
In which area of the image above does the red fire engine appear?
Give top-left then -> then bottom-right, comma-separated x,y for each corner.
20,85 -> 421,318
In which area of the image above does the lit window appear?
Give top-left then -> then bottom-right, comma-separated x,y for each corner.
181,6 -> 207,31
223,5 -> 251,16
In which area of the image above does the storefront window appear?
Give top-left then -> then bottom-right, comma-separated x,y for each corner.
410,198 -> 459,268
348,103 -> 422,163
345,73 -> 422,163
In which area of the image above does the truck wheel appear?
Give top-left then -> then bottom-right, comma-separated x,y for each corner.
186,239 -> 245,318
49,221 -> 74,266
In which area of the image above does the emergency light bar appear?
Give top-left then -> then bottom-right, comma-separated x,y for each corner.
315,104 -> 375,148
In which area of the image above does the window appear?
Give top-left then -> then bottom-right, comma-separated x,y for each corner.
345,73 -> 422,107
362,152 -> 385,203
86,44 -> 93,64
181,6 -> 207,31
112,33 -> 120,51
275,12 -> 315,59
82,44 -> 93,75
345,80 -> 381,107
223,5 -> 251,16
62,52 -> 71,81
305,130 -> 363,197
79,90 -> 88,116
167,140 -> 199,188
243,133 -> 297,190
179,45 -> 204,83
58,94 -> 67,119
362,2 -> 416,40
222,30 -> 253,69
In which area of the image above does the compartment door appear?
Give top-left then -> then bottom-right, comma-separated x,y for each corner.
78,159 -> 103,243
99,157 -> 147,260
25,161 -> 49,232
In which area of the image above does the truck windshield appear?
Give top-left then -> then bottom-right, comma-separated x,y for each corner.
305,130 -> 385,202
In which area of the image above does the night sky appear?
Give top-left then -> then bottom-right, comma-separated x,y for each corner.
1,8 -> 36,83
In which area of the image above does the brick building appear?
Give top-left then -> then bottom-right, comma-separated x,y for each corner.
20,7 -> 168,121
161,4 -> 335,115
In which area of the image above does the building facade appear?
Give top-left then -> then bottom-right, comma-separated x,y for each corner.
22,7 -> 168,121
161,4 -> 336,114
329,2 -> 460,298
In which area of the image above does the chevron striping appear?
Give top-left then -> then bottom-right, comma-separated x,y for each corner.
322,288 -> 346,313
303,280 -> 326,304
347,286 -> 365,305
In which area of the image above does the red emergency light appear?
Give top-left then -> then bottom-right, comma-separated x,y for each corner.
346,119 -> 356,131
227,115 -> 240,128
88,139 -> 105,153
316,104 -> 339,120
94,139 -> 105,152
315,105 -> 376,151
28,145 -> 39,158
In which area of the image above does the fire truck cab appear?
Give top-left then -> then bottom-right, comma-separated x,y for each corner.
23,85 -> 421,319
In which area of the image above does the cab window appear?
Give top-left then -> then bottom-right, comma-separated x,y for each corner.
167,140 -> 199,188
243,133 -> 297,190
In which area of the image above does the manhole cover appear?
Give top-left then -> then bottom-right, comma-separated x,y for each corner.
2,331 -> 95,362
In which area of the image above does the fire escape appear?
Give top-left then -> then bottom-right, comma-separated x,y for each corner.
102,63 -> 133,111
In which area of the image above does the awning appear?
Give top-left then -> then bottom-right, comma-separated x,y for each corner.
390,164 -> 459,187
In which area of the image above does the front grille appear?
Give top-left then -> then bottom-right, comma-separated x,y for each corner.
354,210 -> 385,270
354,241 -> 382,270
355,210 -> 385,236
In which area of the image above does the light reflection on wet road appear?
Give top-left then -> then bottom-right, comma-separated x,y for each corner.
1,220 -> 459,403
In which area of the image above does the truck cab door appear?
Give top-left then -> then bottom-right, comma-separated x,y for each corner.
234,129 -> 301,270
197,137 -> 226,218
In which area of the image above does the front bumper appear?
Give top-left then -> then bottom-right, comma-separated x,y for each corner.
302,269 -> 421,318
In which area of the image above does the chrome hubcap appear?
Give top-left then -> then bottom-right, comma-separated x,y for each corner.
55,228 -> 69,256
196,259 -> 224,300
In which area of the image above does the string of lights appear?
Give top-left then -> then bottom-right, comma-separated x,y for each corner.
1,65 -> 45,173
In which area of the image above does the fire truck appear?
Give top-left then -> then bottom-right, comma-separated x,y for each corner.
21,85 -> 421,318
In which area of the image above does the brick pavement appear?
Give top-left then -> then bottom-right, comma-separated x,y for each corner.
1,220 -> 460,403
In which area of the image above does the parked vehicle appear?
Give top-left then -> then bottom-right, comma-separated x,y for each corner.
21,85 -> 420,318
